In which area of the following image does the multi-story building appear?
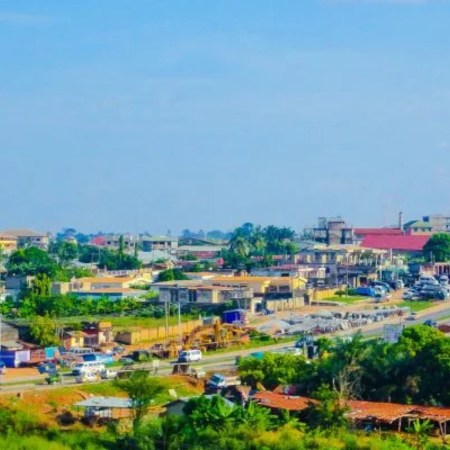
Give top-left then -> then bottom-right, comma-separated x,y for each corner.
2,229 -> 49,249
141,236 -> 179,252
312,217 -> 354,245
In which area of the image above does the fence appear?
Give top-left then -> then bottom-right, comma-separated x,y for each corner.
311,287 -> 344,301
115,319 -> 202,344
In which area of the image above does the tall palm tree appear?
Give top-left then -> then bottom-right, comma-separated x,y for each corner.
229,235 -> 250,259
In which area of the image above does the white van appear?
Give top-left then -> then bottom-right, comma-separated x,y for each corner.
178,349 -> 202,363
71,361 -> 105,376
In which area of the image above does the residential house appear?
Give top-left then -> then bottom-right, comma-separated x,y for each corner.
252,265 -> 326,281
2,229 -> 49,249
98,234 -> 138,251
404,221 -> 433,235
205,276 -> 306,312
157,284 -> 239,305
141,236 -> 179,252
0,233 -> 18,253
52,276 -> 150,301
361,234 -> 430,256
404,214 -> 450,235
353,228 -> 404,245
81,322 -> 114,347
62,330 -> 88,350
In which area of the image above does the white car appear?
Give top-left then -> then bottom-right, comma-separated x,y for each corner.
76,371 -> 101,383
402,290 -> 419,300
178,349 -> 202,363
100,369 -> 118,380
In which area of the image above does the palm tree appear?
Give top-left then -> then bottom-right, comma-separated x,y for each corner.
406,419 -> 433,450
251,226 -> 267,256
229,235 -> 250,259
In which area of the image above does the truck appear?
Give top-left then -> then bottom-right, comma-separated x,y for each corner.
206,373 -> 241,391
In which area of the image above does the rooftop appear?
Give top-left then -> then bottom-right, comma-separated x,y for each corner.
211,276 -> 276,282
78,277 -> 137,284
141,236 -> 178,242
361,234 -> 430,251
354,228 -> 404,236
74,396 -> 133,409
2,229 -> 48,238
74,288 -> 147,294
252,391 -> 314,411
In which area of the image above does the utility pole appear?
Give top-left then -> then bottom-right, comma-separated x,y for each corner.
175,284 -> 182,348
165,295 -> 169,346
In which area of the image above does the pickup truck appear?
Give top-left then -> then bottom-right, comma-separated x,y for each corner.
206,373 -> 240,390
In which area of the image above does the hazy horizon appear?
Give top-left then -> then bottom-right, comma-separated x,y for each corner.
2,0 -> 450,235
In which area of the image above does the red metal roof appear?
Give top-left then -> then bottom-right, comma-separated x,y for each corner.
361,234 -> 429,251
253,391 -> 450,424
252,392 -> 314,411
354,228 -> 404,236
345,400 -> 413,423
90,236 -> 106,246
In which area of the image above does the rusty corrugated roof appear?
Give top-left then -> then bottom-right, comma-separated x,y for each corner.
252,392 -> 314,411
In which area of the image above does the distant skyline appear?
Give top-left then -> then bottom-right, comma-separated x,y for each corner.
2,1 -> 450,235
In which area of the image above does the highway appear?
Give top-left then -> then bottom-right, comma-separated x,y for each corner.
2,303 -> 450,394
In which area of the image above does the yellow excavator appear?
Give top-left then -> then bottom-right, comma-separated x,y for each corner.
183,319 -> 248,352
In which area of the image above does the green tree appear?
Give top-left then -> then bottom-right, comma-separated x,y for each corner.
183,395 -> 242,430
114,370 -> 164,433
28,316 -> 59,347
157,269 -> 189,282
406,419 -> 433,450
49,241 -> 79,265
305,385 -> 349,429
6,247 -> 58,277
30,273 -> 51,297
423,233 -> 450,262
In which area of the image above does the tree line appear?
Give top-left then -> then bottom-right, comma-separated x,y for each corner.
239,325 -> 450,406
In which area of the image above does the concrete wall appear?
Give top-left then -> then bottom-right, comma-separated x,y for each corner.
115,319 -> 202,344
265,297 -> 305,311
311,287 -> 344,301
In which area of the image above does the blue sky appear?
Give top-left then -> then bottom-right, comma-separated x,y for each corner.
1,0 -> 450,234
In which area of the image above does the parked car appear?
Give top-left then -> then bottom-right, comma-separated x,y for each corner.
370,281 -> 392,292
178,349 -> 202,363
402,290 -> 419,300
100,369 -> 118,380
37,362 -> 57,374
76,371 -> 101,383
187,366 -> 206,379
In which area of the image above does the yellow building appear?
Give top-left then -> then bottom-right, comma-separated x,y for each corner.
0,234 -> 18,253
206,276 -> 306,295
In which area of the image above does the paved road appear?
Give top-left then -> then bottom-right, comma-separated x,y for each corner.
2,303 -> 450,394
